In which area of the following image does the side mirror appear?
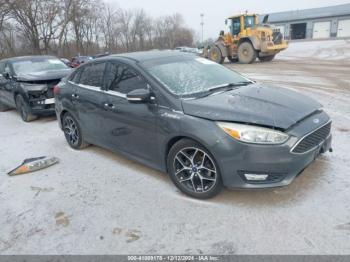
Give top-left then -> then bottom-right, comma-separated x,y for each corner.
126,89 -> 151,103
225,19 -> 228,25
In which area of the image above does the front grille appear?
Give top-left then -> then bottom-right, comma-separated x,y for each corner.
272,31 -> 283,45
292,122 -> 331,153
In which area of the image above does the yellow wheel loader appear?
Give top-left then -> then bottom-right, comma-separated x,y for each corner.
206,14 -> 288,64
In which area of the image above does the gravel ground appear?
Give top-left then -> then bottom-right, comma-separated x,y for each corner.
0,40 -> 350,255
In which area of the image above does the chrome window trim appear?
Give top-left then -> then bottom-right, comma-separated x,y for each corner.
105,90 -> 127,98
290,120 -> 332,155
127,97 -> 142,101
78,83 -> 102,91
69,80 -> 127,99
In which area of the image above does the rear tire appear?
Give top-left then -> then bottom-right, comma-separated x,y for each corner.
15,95 -> 37,122
209,45 -> 225,64
258,55 -> 276,62
238,42 -> 257,64
62,112 -> 89,149
167,138 -> 223,199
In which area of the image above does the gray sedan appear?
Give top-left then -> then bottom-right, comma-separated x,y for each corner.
54,51 -> 332,199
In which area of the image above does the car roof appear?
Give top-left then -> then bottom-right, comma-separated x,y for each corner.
228,14 -> 257,19
0,55 -> 58,63
107,50 -> 195,63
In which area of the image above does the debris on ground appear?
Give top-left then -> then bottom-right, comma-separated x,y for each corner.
7,156 -> 59,176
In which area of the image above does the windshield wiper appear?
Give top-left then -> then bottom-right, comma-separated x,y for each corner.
185,81 -> 254,99
208,81 -> 253,92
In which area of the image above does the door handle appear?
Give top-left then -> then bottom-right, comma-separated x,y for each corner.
104,103 -> 116,110
72,93 -> 79,99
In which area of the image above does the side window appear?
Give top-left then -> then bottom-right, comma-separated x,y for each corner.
104,62 -> 119,90
69,69 -> 81,83
107,63 -> 148,94
231,18 -> 241,35
79,63 -> 106,88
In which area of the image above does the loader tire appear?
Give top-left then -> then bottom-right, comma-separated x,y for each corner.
209,45 -> 225,64
258,55 -> 276,62
238,42 -> 257,64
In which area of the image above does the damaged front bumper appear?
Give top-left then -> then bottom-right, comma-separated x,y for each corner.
22,83 -> 56,115
212,111 -> 332,189
28,97 -> 56,115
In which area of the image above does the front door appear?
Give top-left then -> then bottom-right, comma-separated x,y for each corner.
102,62 -> 158,163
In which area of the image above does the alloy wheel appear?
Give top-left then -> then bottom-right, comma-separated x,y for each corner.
173,147 -> 217,193
63,116 -> 80,146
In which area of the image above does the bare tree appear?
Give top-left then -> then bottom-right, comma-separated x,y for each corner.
0,0 -> 195,59
0,0 -> 8,30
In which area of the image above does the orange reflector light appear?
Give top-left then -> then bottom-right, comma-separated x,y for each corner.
222,127 -> 240,140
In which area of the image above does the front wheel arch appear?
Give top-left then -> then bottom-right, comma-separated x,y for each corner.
59,110 -> 69,129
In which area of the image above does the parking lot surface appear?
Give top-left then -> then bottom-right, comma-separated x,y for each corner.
0,40 -> 350,254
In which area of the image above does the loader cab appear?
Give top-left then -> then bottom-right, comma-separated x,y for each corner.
226,14 -> 258,36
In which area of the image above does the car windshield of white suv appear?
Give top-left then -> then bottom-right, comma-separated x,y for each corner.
12,58 -> 68,75
145,57 -> 251,97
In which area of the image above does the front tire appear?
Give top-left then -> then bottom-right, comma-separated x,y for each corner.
62,112 -> 89,149
15,95 -> 37,122
209,45 -> 225,64
167,139 -> 223,199
238,42 -> 257,64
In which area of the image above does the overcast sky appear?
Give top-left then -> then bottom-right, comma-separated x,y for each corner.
106,0 -> 350,39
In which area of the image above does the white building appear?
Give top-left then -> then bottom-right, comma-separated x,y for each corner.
262,4 -> 350,40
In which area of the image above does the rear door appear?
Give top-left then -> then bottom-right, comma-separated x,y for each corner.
72,62 -> 109,145
102,61 -> 159,162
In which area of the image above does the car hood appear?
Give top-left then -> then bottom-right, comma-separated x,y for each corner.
16,68 -> 72,82
181,83 -> 322,130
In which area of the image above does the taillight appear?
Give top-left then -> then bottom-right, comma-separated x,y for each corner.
53,85 -> 60,95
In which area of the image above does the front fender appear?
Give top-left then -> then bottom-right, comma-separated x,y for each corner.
240,36 -> 261,50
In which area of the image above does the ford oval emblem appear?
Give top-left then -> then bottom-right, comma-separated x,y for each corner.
313,118 -> 320,124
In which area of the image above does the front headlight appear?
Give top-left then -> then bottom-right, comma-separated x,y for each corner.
217,122 -> 289,144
